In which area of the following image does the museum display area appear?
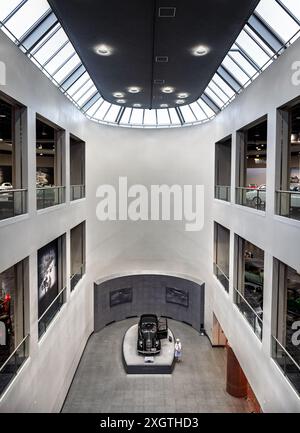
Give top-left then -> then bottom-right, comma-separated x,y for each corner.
0,0 -> 300,415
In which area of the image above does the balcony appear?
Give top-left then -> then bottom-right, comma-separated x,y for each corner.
276,190 -> 300,221
0,189 -> 27,221
0,334 -> 29,396
234,288 -> 263,340
36,186 -> 65,210
70,184 -> 85,201
214,263 -> 229,292
272,335 -> 300,395
215,185 -> 231,202
236,187 -> 266,211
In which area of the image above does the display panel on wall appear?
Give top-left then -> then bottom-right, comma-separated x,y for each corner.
110,288 -> 133,308
38,239 -> 58,318
166,287 -> 189,307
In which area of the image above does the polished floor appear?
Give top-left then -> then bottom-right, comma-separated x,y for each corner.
62,319 -> 251,413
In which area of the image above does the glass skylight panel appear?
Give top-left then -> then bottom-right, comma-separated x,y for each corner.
255,0 -> 299,42
281,0 -> 300,20
179,105 -> 196,123
104,104 -> 120,122
235,30 -> 271,68
205,88 -> 224,108
130,108 -> 143,125
4,0 -> 50,40
188,102 -> 208,121
143,109 -> 156,125
34,28 -> 68,66
157,109 -> 171,125
44,43 -> 75,75
67,72 -> 90,97
0,0 -> 23,21
229,51 -> 258,77
168,108 -> 181,125
212,74 -> 235,99
119,108 -> 132,125
72,80 -> 94,102
222,56 -> 249,86
243,25 -> 274,57
76,84 -> 97,107
52,53 -> 80,84
92,100 -> 111,120
85,98 -> 104,118
198,99 -> 215,118
208,81 -> 229,104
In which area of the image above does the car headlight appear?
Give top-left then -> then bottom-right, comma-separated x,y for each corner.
139,341 -> 143,347
155,341 -> 159,346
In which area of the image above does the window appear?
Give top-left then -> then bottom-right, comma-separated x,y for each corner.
36,117 -> 65,210
272,259 -> 300,394
0,93 -> 27,220
37,236 -> 66,339
70,222 -> 86,291
235,236 -> 264,340
214,223 -> 230,292
0,258 -> 29,395
276,100 -> 300,220
215,136 -> 232,201
70,135 -> 85,201
236,118 -> 268,211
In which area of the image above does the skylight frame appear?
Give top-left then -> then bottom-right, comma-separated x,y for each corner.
0,0 -> 300,128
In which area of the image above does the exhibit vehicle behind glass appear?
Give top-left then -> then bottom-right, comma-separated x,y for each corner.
137,314 -> 168,356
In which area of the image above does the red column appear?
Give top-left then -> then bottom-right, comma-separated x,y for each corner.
226,345 -> 248,398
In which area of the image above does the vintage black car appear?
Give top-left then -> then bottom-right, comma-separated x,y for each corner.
137,314 -> 168,355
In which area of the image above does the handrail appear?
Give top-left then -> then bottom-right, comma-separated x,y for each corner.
0,188 -> 27,193
276,189 -> 300,195
214,263 -> 229,282
36,185 -> 65,189
272,335 -> 300,371
215,185 -> 230,188
70,263 -> 85,280
0,334 -> 29,374
234,287 -> 263,324
70,184 -> 85,188
236,186 -> 264,190
37,286 -> 66,324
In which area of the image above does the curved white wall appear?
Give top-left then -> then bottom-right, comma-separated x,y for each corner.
0,30 -> 300,412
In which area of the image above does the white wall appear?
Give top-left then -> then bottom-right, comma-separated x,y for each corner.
0,29 -> 300,412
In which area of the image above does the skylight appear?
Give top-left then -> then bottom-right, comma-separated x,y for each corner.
0,0 -> 300,128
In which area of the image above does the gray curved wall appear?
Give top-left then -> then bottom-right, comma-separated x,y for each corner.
94,274 -> 205,332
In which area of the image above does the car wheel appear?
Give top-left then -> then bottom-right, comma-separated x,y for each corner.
252,196 -> 262,208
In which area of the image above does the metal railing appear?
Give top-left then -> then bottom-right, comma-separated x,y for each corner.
213,263 -> 229,292
0,188 -> 27,220
272,335 -> 300,395
234,287 -> 263,340
70,184 -> 85,201
236,187 -> 266,211
0,334 -> 29,396
70,263 -> 85,291
38,287 -> 66,339
215,185 -> 231,202
276,190 -> 300,221
36,186 -> 66,210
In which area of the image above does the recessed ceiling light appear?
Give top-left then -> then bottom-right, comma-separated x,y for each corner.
96,44 -> 113,56
116,99 -> 126,104
160,103 -> 169,108
128,87 -> 141,93
192,45 -> 210,56
177,92 -> 189,99
0,114 -> 6,118
162,86 -> 174,94
175,99 -> 185,104
133,103 -> 142,108
113,92 -> 125,98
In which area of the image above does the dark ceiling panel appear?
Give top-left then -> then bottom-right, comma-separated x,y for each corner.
48,0 -> 260,109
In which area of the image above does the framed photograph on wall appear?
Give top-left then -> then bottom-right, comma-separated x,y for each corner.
38,239 -> 58,317
110,288 -> 132,308
166,287 -> 189,307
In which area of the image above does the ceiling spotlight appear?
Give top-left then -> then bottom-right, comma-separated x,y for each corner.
0,114 -> 6,118
113,92 -> 125,98
192,45 -> 210,56
162,86 -> 174,94
96,44 -> 113,56
128,87 -> 141,93
116,99 -> 126,104
177,92 -> 189,99
175,99 -> 185,104
133,103 -> 142,108
160,103 -> 169,108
